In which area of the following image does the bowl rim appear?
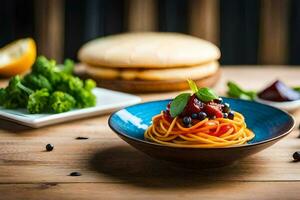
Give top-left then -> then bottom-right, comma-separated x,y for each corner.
108,98 -> 295,150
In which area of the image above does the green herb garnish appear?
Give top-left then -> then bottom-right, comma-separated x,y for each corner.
196,87 -> 218,102
169,80 -> 220,117
226,81 -> 256,100
188,79 -> 218,102
187,79 -> 198,93
170,93 -> 190,117
227,81 -> 300,100
293,87 -> 300,93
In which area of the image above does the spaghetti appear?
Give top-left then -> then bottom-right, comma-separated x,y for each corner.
144,111 -> 255,148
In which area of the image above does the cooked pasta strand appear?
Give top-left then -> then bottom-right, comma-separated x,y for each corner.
144,111 -> 255,148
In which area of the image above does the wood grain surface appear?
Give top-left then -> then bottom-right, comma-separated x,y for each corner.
1,67 -> 300,200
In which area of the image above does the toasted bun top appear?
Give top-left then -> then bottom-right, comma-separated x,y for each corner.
78,32 -> 220,68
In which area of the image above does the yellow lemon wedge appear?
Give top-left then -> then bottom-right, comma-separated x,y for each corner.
0,38 -> 36,77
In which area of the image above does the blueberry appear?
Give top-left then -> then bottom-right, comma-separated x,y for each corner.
182,116 -> 192,126
223,113 -> 228,118
228,111 -> 234,120
46,144 -> 54,151
214,97 -> 223,104
293,151 -> 300,161
198,112 -> 207,121
191,113 -> 198,119
223,103 -> 230,113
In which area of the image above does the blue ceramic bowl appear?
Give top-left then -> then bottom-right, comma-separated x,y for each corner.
109,98 -> 295,167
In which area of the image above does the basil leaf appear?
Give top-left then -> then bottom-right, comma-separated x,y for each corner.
227,81 -> 244,97
196,87 -> 218,102
227,81 -> 256,100
170,93 -> 191,117
187,79 -> 198,93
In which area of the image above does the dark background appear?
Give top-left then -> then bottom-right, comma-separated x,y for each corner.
0,0 -> 299,65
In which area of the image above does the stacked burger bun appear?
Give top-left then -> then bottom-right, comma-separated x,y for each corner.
78,32 -> 221,92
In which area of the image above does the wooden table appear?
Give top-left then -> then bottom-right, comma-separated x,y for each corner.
1,67 -> 300,200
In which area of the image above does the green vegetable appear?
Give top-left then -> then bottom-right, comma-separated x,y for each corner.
187,79 -> 198,93
0,88 -> 6,105
1,76 -> 28,108
27,89 -> 50,114
74,88 -> 96,108
84,79 -> 96,91
32,56 -> 61,86
188,79 -> 218,101
16,81 -> 50,114
227,81 -> 256,100
56,59 -> 74,74
23,73 -> 52,91
0,55 -> 97,114
170,93 -> 191,117
196,87 -> 218,102
72,79 -> 96,108
55,75 -> 96,108
55,74 -> 83,94
294,87 -> 300,93
50,91 -> 76,113
31,56 -> 56,75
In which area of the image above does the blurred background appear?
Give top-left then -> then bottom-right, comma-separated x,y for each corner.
0,0 -> 299,65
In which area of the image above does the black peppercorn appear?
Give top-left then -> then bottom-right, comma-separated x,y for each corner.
46,144 -> 54,151
293,151 -> 300,161
70,171 -> 81,176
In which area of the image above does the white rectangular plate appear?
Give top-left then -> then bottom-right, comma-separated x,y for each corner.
0,88 -> 141,128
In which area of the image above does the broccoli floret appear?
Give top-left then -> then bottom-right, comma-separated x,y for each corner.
1,56 -> 96,113
1,76 -> 28,108
74,88 -> 96,108
0,88 -> 6,106
62,59 -> 74,74
32,56 -> 56,75
32,56 -> 61,86
26,88 -> 50,114
55,76 -> 96,108
16,81 -> 50,114
49,91 -> 76,113
68,76 -> 84,91
84,79 -> 96,91
56,58 -> 74,74
55,74 -> 83,94
23,73 -> 52,91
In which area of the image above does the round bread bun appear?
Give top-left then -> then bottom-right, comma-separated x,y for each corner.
91,70 -> 221,93
78,32 -> 220,68
84,61 -> 219,81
